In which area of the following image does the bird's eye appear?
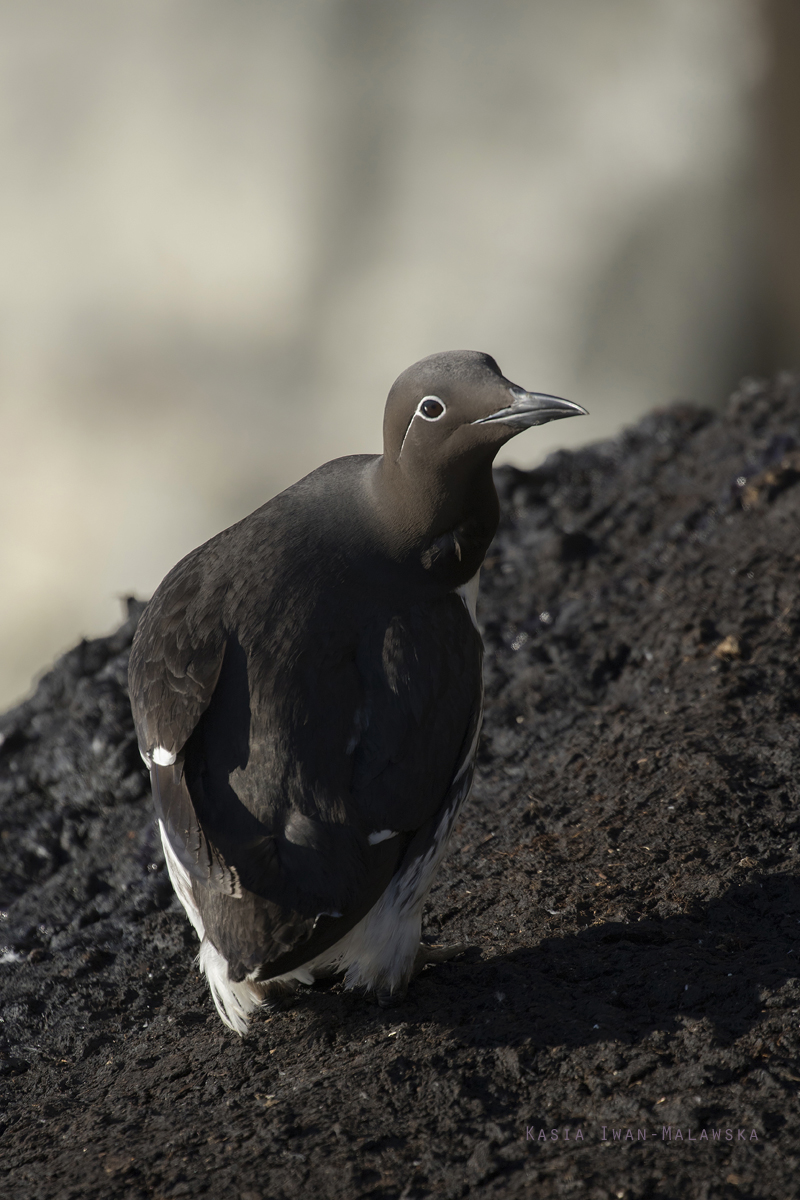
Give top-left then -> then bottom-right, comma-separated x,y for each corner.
419,396 -> 445,420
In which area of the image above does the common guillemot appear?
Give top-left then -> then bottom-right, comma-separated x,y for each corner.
128,350 -> 586,1032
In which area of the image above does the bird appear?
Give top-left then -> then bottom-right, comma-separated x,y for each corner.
128,350 -> 586,1033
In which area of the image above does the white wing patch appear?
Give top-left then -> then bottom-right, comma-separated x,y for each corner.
368,829 -> 399,845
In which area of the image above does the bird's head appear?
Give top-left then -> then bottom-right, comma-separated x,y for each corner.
372,351 -> 587,574
383,350 -> 586,475
382,349 -> 586,506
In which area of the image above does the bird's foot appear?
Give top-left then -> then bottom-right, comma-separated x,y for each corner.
259,977 -> 306,1010
376,983 -> 408,1009
375,942 -> 467,1008
413,941 -> 467,975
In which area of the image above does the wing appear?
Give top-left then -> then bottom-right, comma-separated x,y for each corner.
128,553 -> 241,899
131,570 -> 482,981
128,551 -> 227,768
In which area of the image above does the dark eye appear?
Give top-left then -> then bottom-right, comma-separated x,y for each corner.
420,396 -> 445,420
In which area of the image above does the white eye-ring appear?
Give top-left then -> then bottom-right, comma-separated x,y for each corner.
397,394 -> 448,459
418,395 -> 446,421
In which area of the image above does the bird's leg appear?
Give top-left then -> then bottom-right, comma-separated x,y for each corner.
376,941 -> 467,1008
259,977 -> 307,1008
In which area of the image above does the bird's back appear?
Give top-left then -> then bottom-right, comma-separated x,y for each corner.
129,453 -> 483,981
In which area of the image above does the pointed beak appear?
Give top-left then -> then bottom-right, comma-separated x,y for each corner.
472,387 -> 588,429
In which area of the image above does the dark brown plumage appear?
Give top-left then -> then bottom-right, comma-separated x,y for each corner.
129,350 -> 586,1031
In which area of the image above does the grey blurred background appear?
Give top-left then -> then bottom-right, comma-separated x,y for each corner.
2,0 -> 799,709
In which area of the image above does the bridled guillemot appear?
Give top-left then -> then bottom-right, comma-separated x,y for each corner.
128,350 -> 586,1032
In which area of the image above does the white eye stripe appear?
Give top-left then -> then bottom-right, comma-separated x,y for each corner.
397,395 -> 447,458
418,395 -> 446,420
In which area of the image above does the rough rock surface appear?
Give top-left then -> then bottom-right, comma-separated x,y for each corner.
2,375 -> 800,1200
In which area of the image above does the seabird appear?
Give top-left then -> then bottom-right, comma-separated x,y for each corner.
128,350 -> 586,1033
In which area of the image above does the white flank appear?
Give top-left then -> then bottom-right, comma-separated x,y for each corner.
265,740 -> 479,1002
158,819 -> 205,940
175,741 -> 479,1033
453,708 -> 483,785
152,746 -> 177,767
456,569 -> 480,630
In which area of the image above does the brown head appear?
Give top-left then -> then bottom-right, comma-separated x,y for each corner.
374,351 -> 587,568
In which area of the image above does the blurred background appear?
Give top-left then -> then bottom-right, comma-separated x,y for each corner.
2,0 -> 799,709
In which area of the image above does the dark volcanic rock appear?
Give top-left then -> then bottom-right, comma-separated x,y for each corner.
2,375 -> 800,1199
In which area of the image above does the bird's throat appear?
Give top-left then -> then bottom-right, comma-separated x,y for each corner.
370,456 -> 499,587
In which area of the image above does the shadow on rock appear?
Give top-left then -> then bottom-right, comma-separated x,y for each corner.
332,872 -> 800,1052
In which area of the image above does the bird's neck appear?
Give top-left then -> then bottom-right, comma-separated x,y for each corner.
367,455 -> 500,588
